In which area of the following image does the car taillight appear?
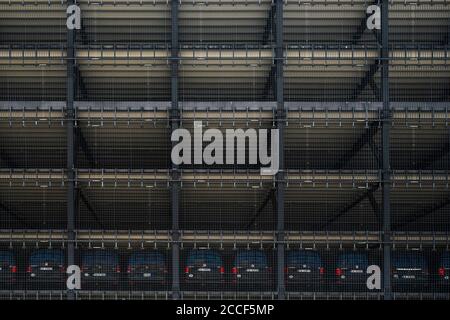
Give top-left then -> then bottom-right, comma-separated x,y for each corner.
185,267 -> 190,274
219,266 -> 225,274
127,266 -> 132,273
115,265 -> 121,273
438,267 -> 445,277
231,267 -> 238,274
60,265 -> 65,272
335,268 -> 342,276
319,267 -> 325,275
284,267 -> 288,273
26,266 -> 32,273
11,266 -> 17,273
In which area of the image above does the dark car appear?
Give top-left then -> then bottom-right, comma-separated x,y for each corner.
335,252 -> 369,290
26,249 -> 65,289
438,251 -> 450,287
184,250 -> 224,287
127,251 -> 167,288
0,251 -> 16,289
81,250 -> 120,289
286,250 -> 325,290
392,251 -> 428,291
232,250 -> 271,289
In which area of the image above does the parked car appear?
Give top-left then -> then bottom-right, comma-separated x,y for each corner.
392,251 -> 429,291
232,250 -> 271,289
0,251 -> 16,289
184,249 -> 224,287
335,252 -> 369,290
437,251 -> 450,287
81,250 -> 120,289
286,250 -> 325,289
127,251 -> 167,288
26,249 -> 65,289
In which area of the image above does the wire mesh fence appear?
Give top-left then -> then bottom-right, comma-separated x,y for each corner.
1,242 -> 449,297
0,0 -> 449,300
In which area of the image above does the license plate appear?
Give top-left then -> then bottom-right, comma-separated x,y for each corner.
297,269 -> 311,273
143,273 -> 152,277
198,268 -> 211,272
403,275 -> 416,279
40,267 -> 53,271
246,268 -> 259,272
93,273 -> 106,277
351,270 -> 363,273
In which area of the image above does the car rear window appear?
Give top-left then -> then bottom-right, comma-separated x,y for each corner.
0,251 -> 14,265
129,252 -> 165,265
30,250 -> 64,265
235,251 -> 268,267
338,253 -> 368,268
187,250 -> 222,267
287,251 -> 322,267
83,251 -> 119,266
441,252 -> 450,268
392,252 -> 427,268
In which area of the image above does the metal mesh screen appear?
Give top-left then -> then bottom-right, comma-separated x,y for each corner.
0,0 -> 449,300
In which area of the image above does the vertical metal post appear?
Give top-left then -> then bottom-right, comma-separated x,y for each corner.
275,0 -> 285,300
66,0 -> 76,301
171,0 -> 180,300
381,0 -> 392,300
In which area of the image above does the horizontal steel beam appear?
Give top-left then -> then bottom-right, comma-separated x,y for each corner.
1,48 -> 448,64
1,101 -> 450,112
0,169 -> 448,185
0,229 -> 449,245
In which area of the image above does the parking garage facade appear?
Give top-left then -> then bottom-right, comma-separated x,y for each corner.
0,0 -> 449,300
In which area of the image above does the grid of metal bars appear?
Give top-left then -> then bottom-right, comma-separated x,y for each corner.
0,0 -> 449,300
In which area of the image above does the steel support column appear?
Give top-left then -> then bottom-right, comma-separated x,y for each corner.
381,0 -> 392,300
275,0 -> 285,300
66,0 -> 77,301
170,0 -> 180,300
